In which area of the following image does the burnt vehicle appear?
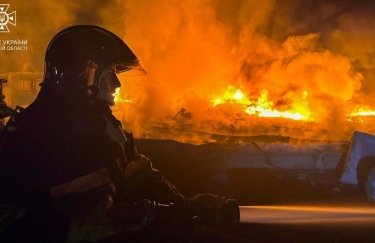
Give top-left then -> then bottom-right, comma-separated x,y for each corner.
338,131 -> 375,202
137,129 -> 375,204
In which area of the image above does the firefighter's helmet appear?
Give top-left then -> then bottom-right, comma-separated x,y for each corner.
42,25 -> 144,105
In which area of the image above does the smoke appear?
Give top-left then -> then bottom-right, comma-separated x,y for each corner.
0,0 -> 125,72
2,0 -> 375,141
119,0 -> 372,140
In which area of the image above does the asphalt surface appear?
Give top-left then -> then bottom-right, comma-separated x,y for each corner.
138,139 -> 375,242
238,221 -> 375,243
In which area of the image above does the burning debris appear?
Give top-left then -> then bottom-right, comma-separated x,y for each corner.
109,1 -> 375,142
2,1 -> 375,143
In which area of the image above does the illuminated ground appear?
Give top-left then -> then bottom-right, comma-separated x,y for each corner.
137,138 -> 375,243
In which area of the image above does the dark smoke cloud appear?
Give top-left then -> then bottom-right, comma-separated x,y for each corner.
264,0 -> 375,94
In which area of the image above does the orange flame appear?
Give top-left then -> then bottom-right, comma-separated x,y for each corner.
212,85 -> 250,106
349,107 -> 375,117
211,86 -> 312,121
114,87 -> 132,104
209,86 -> 375,122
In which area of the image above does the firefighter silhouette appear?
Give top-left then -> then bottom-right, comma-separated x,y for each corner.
0,25 -> 241,243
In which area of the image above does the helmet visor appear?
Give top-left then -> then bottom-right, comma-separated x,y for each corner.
96,62 -> 146,105
115,62 -> 147,76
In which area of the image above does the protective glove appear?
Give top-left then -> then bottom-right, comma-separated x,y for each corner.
187,193 -> 226,212
187,193 -> 239,227
123,154 -> 153,178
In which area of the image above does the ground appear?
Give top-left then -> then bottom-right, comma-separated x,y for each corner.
137,138 -> 375,243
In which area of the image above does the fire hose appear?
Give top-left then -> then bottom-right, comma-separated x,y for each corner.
109,200 -> 375,226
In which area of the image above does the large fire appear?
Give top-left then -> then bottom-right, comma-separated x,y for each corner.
211,86 -> 311,121
210,86 -> 375,122
3,1 -> 375,143
113,1 -> 375,142
113,80 -> 375,143
114,85 -> 375,122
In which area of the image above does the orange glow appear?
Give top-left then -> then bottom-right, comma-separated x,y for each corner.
211,86 -> 312,121
4,1 -> 375,142
119,2 -> 370,141
349,107 -> 375,117
114,87 -> 132,104
212,85 -> 250,106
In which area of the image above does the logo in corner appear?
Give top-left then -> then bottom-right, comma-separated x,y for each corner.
0,4 -> 16,33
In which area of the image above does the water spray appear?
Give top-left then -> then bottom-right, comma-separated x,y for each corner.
240,205 -> 375,224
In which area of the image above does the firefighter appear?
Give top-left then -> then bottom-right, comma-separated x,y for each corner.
0,25 -> 241,243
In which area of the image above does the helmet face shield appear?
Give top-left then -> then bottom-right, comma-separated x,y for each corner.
96,62 -> 146,106
96,68 -> 120,106
115,63 -> 147,75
